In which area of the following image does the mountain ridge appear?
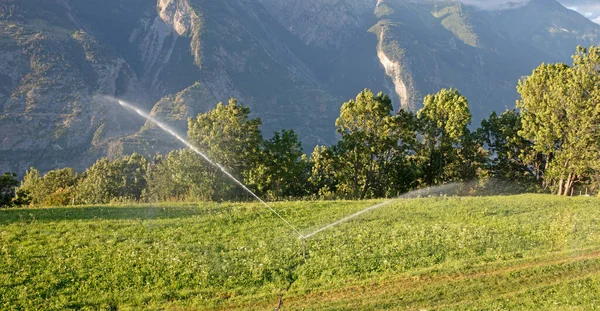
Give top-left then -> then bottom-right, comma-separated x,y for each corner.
0,0 -> 599,175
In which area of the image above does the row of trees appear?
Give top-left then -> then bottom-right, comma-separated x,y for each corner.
0,91 -> 482,206
1,46 -> 599,207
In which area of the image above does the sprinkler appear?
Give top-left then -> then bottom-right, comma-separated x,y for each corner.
114,97 -> 460,264
302,238 -> 306,260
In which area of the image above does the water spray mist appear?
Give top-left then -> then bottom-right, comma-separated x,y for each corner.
112,97 -> 461,257
302,182 -> 460,239
112,97 -> 306,240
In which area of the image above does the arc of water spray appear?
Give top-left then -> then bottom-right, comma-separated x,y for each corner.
113,98 -> 306,239
302,183 -> 460,239
303,199 -> 394,239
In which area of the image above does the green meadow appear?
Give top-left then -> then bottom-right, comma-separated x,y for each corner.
2,195 -> 600,310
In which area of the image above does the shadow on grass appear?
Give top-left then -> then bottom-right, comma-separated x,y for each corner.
0,204 -> 235,225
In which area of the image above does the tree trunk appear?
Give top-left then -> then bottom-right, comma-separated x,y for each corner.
352,149 -> 360,199
557,178 -> 564,196
360,155 -> 375,200
543,153 -> 552,189
428,152 -> 434,186
564,172 -> 574,197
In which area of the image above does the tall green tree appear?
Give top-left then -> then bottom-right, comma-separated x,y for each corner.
457,129 -> 487,182
145,150 -> 220,202
417,88 -> 472,186
19,167 -> 78,206
334,89 -> 416,199
308,145 -> 338,199
19,168 -> 42,205
248,130 -> 309,200
187,98 -> 263,199
77,153 -> 148,204
517,46 -> 600,195
478,110 -> 542,183
517,63 -> 567,192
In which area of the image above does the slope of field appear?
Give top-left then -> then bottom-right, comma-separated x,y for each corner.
1,195 -> 600,310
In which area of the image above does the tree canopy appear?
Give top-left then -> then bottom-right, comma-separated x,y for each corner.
518,46 -> 600,195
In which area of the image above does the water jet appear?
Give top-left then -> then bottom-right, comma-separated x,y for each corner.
112,97 -> 305,239
302,183 -> 460,239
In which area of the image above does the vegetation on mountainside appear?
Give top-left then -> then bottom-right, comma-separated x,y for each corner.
433,3 -> 479,47
375,3 -> 394,19
1,196 -> 600,309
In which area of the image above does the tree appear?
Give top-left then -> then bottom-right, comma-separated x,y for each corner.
380,109 -> 420,196
19,167 -> 78,206
417,88 -> 472,186
115,153 -> 149,200
19,168 -> 42,205
457,129 -> 487,182
187,98 -> 263,200
188,98 -> 262,175
77,153 -> 148,204
0,172 -> 19,208
308,145 -> 338,199
517,47 -> 600,195
248,130 -> 310,200
145,150 -> 214,202
334,89 -> 415,199
77,158 -> 116,204
478,110 -> 542,184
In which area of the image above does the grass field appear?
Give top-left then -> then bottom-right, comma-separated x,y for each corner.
2,195 -> 600,310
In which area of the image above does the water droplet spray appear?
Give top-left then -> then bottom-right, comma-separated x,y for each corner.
112,97 -> 306,240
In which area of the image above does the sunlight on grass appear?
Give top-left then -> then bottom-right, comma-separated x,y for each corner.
1,195 -> 600,310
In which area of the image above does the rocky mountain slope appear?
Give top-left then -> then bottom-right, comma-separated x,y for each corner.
260,0 -> 600,114
1,0 -> 599,174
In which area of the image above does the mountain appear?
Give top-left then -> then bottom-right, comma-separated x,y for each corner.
0,0 -> 339,174
259,0 -> 600,114
0,0 -> 150,174
0,0 -> 599,174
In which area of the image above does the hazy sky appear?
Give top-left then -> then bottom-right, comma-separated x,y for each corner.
456,0 -> 529,10
450,0 -> 600,24
558,0 -> 600,24
433,1 -> 600,24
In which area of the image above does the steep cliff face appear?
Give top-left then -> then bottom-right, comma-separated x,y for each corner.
126,0 -> 340,148
0,0 -> 342,174
257,0 -> 377,49
126,1 -> 198,99
156,0 -> 203,66
0,0 -> 148,173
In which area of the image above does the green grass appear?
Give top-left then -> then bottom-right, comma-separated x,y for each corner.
2,195 -> 600,310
